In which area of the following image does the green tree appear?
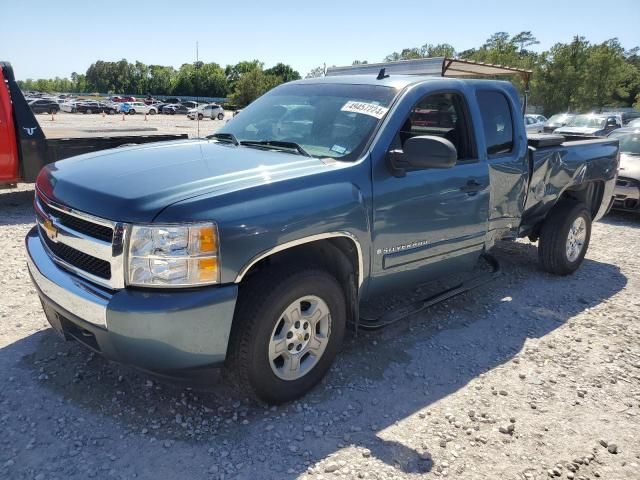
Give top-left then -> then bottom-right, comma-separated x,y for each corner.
264,63 -> 301,83
229,69 -> 280,106
578,39 -> 635,110
305,65 -> 325,78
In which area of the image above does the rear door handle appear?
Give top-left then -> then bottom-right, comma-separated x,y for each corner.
460,179 -> 484,195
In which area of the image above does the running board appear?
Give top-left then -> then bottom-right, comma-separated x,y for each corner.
357,254 -> 501,330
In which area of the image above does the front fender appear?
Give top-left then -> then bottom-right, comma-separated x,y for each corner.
154,165 -> 372,289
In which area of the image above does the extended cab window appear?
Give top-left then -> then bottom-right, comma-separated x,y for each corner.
476,90 -> 514,156
392,92 -> 475,160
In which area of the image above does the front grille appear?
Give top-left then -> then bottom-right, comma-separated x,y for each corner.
38,200 -> 113,243
40,226 -> 112,280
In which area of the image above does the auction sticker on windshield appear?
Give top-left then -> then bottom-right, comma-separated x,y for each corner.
341,101 -> 389,119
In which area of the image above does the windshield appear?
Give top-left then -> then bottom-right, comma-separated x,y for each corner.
547,114 -> 571,124
609,132 -> 640,155
213,83 -> 397,160
567,115 -> 606,129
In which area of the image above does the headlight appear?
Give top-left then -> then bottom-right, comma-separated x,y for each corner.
127,223 -> 219,287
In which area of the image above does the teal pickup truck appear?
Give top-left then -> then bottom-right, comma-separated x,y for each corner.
25,58 -> 619,403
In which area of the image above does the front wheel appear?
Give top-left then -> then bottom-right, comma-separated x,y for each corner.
225,268 -> 346,404
149,109 -> 156,115
217,112 -> 224,120
538,201 -> 592,275
129,109 -> 136,115
198,113 -> 204,121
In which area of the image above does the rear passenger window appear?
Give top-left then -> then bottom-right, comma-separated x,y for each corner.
476,90 -> 514,156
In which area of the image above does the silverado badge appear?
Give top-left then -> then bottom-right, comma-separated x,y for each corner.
42,219 -> 58,242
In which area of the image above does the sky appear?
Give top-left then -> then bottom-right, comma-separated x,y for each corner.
2,0 -> 639,80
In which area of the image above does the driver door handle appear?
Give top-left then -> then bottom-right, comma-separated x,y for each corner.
460,179 -> 484,195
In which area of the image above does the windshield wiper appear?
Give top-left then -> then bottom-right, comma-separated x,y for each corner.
240,140 -> 312,157
208,132 -> 240,146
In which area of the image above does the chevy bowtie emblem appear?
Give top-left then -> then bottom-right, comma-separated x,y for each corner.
43,219 -> 58,242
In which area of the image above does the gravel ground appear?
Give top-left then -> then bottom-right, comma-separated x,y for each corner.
1,183 -> 639,480
37,111 -> 227,138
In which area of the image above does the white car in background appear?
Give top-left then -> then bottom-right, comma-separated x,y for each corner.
187,103 -> 225,120
525,114 -> 546,134
60,100 -> 80,113
122,101 -> 158,115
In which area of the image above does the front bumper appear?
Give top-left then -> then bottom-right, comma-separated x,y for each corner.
26,227 -> 238,371
612,178 -> 640,212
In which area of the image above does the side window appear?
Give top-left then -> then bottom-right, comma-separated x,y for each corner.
476,90 -> 514,156
393,92 -> 475,160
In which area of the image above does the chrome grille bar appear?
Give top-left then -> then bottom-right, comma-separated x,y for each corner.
34,188 -> 127,290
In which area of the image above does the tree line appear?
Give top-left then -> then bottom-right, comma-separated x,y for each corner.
17,60 -> 301,106
360,32 -> 638,115
16,32 -> 640,112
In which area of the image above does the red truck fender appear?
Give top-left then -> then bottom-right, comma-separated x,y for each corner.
0,63 -> 20,184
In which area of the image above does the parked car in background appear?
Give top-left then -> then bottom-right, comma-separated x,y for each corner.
76,101 -> 118,114
628,118 -> 640,128
122,101 -> 158,115
163,103 -> 190,115
606,111 -> 640,126
187,103 -> 225,120
524,114 -> 545,134
60,101 -> 79,113
554,113 -> 621,137
543,113 -> 574,133
28,98 -> 60,114
181,101 -> 200,109
608,127 -> 640,212
163,97 -> 181,104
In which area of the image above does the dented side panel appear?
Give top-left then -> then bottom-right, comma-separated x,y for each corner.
520,138 -> 619,235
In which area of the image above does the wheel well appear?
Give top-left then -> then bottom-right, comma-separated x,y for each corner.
560,180 -> 604,219
239,238 -> 361,325
527,180 -> 604,242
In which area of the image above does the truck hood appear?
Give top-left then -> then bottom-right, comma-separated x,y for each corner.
37,139 -> 335,222
618,152 -> 640,180
554,126 -> 602,136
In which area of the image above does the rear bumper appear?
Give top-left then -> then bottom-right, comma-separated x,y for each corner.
26,226 -> 238,372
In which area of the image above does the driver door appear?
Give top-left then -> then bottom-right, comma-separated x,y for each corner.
368,90 -> 490,296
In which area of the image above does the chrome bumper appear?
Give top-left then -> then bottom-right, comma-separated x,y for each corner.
26,227 -> 111,328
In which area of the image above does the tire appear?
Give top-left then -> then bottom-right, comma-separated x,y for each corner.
217,112 -> 224,120
538,201 -> 592,275
129,109 -> 136,115
149,109 -> 156,115
225,267 -> 346,404
86,109 -> 92,114
197,113 -> 204,121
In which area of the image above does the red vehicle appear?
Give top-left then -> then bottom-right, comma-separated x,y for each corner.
0,62 -> 186,187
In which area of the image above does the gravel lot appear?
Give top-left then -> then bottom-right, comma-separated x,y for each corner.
38,111 -> 227,139
1,184 -> 639,480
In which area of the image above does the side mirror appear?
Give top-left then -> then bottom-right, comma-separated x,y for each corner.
388,135 -> 457,177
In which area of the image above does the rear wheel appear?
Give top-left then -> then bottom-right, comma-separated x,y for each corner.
538,201 -> 591,275
225,268 -> 346,403
129,109 -> 136,115
149,109 -> 156,115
